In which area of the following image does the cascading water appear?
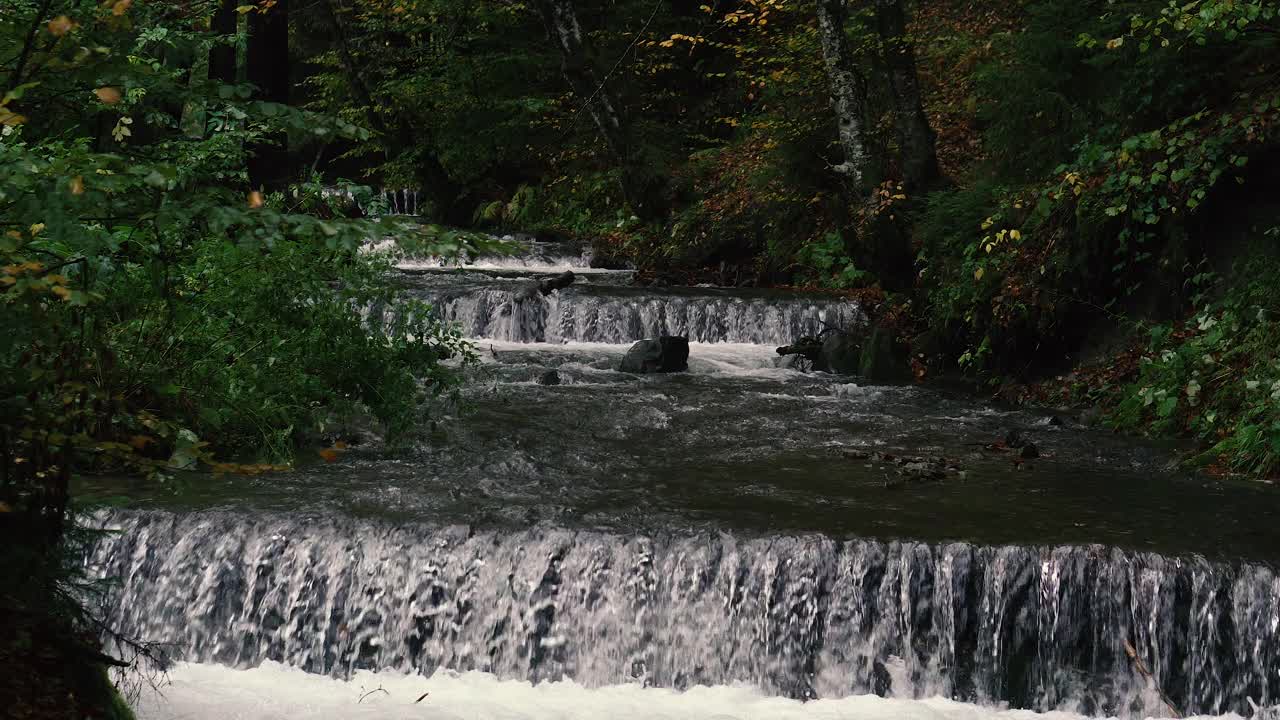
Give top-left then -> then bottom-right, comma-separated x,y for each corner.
93,244 -> 1280,720
411,284 -> 865,345
90,510 -> 1279,718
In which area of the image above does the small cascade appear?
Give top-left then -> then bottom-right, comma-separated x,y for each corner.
413,286 -> 865,345
90,510 -> 1280,718
317,186 -> 420,216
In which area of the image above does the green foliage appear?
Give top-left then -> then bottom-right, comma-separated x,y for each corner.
796,231 -> 874,288
1111,251 -> 1280,476
1,6 -> 481,706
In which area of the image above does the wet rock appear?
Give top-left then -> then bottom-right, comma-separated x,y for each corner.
1047,415 -> 1065,427
620,336 -> 689,374
536,370 -> 561,386
840,448 -> 962,482
539,270 -> 576,295
820,331 -> 862,374
1003,429 -> 1026,448
776,336 -> 824,369
1020,443 -> 1040,459
858,326 -> 910,382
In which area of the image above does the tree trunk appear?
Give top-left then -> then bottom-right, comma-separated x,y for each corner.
247,0 -> 291,189
320,0 -> 459,219
536,0 -> 663,219
815,0 -> 871,191
537,0 -> 628,162
874,0 -> 939,191
210,0 -> 238,84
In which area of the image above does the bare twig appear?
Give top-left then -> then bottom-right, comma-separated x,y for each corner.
358,686 -> 389,703
1123,640 -> 1181,718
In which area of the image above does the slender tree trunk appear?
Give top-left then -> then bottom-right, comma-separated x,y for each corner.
247,0 -> 291,189
874,0 -> 938,190
815,0 -> 871,191
536,0 -> 664,219
210,0 -> 238,84
5,0 -> 54,94
537,0 -> 628,161
319,0 -> 458,219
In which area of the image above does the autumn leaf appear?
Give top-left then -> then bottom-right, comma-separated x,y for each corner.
247,191 -> 265,208
48,16 -> 75,36
69,176 -> 85,194
95,87 -> 122,104
0,109 -> 27,127
974,267 -> 985,280
128,435 -> 155,450
51,285 -> 72,300
318,448 -> 340,463
112,0 -> 133,16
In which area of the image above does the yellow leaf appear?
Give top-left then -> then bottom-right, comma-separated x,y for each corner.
974,267 -> 985,281
95,87 -> 122,104
1010,229 -> 1022,241
0,109 -> 27,127
247,191 -> 265,208
48,15 -> 75,36
1106,37 -> 1124,49
29,223 -> 44,236
69,176 -> 84,195
51,285 -> 71,300
112,0 -> 133,15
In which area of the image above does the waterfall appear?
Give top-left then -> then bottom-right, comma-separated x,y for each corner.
89,510 -> 1280,718
410,286 -> 865,346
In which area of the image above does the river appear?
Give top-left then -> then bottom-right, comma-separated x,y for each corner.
84,241 -> 1280,719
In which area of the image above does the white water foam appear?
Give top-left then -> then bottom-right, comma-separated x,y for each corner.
478,340 -> 792,374
133,662 -> 1239,720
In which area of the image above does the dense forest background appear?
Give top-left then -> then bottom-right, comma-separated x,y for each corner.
293,0 -> 1280,473
1,0 -> 1279,715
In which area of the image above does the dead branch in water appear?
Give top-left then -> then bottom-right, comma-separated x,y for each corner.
1123,640 -> 1181,718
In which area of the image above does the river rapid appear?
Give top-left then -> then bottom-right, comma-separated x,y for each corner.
85,241 -> 1280,720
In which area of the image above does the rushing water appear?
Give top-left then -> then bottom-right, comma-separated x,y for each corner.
86,244 -> 1280,719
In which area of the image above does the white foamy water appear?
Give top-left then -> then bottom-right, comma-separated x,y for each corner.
478,340 -> 788,373
134,662 -> 1235,720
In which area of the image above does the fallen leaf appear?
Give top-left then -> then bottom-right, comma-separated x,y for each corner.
318,448 -> 339,463
95,87 -> 122,104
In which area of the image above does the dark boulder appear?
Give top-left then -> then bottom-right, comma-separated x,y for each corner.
820,331 -> 862,374
539,270 -> 576,295
536,370 -> 561,386
620,336 -> 689,374
858,326 -> 910,382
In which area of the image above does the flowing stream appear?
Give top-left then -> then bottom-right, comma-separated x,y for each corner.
84,242 -> 1280,720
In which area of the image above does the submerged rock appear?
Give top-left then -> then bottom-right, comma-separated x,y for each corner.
620,336 -> 689,374
840,448 -> 962,482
